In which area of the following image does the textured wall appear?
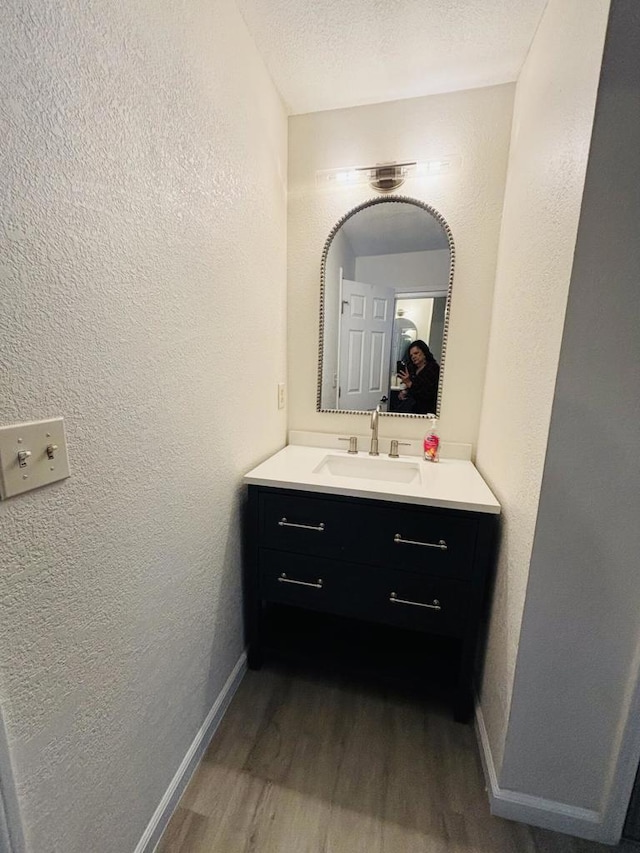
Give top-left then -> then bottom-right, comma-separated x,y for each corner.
0,1 -> 287,851
475,0 -> 610,778
288,85 -> 514,445
500,0 -> 640,818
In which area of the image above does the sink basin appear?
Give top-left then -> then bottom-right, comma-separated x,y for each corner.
314,454 -> 421,484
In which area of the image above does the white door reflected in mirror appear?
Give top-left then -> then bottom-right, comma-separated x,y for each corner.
337,278 -> 394,411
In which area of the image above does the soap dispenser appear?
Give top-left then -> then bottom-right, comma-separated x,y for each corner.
423,416 -> 440,463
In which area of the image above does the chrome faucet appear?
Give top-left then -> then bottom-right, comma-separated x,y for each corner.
369,403 -> 381,456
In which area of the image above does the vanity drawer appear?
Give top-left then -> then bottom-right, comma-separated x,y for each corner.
259,492 -> 369,561
365,505 -> 478,580
258,549 -> 469,637
259,492 -> 478,580
367,570 -> 470,637
258,549 -> 371,620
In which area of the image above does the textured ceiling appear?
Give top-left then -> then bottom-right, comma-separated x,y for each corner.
236,0 -> 549,115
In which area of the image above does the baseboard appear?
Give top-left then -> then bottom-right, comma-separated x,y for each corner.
0,702 -> 26,853
474,700 -> 619,844
134,652 -> 247,853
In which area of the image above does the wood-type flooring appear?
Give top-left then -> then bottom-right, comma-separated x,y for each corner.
156,663 -> 638,853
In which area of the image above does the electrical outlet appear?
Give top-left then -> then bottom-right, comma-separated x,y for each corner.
277,383 -> 286,410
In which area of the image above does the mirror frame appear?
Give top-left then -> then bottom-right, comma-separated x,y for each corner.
317,195 -> 455,417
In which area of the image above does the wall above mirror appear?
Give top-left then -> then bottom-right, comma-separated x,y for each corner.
317,196 -> 454,418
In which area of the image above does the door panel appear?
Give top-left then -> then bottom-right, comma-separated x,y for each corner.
339,279 -> 394,410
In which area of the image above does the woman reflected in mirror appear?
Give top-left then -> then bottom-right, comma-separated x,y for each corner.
398,340 -> 440,414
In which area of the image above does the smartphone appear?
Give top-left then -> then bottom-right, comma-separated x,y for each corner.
396,360 -> 405,374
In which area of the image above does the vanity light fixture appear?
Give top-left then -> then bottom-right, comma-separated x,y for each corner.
369,164 -> 407,192
316,157 -> 459,192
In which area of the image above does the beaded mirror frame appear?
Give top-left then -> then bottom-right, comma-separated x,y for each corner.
316,195 -> 455,418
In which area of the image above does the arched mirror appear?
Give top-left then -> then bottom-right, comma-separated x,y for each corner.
317,196 -> 454,417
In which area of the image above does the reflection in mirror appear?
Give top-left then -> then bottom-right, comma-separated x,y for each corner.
317,197 -> 454,417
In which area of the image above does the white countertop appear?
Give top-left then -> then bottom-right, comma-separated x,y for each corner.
244,445 -> 501,515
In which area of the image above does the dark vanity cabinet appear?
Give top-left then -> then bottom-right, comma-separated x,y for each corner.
244,485 -> 497,722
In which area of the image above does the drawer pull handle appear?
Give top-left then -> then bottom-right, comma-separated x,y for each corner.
278,573 -> 323,589
279,517 -> 325,532
390,592 -> 441,610
393,533 -> 447,550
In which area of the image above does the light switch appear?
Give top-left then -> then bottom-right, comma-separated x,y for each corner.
0,417 -> 71,499
277,383 -> 286,410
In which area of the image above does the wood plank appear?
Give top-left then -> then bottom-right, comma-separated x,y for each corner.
156,665 -> 634,853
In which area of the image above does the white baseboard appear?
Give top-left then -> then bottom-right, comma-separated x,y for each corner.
134,652 -> 247,853
474,700 -> 619,844
0,702 -> 26,853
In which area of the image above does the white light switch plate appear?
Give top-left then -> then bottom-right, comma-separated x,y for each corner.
0,417 -> 71,499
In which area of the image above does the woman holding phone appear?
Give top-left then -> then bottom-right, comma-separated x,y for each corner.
398,340 -> 440,415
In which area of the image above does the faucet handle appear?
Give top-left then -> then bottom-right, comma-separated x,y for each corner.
389,440 -> 411,459
339,436 -> 358,454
